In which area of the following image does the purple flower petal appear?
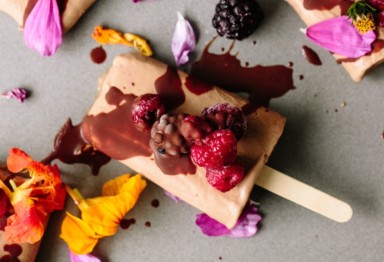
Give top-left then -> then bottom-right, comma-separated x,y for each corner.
164,190 -> 182,203
195,202 -> 262,238
172,12 -> 196,66
305,16 -> 376,58
1,88 -> 28,103
23,0 -> 62,56
69,249 -> 100,262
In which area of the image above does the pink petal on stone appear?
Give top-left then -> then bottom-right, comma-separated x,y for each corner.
171,12 -> 196,66
195,202 -> 262,238
305,16 -> 376,58
23,0 -> 62,56
69,249 -> 100,262
1,88 -> 28,103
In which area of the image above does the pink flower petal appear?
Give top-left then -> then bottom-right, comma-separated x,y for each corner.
195,202 -> 262,238
164,190 -> 182,203
1,88 -> 28,103
172,12 -> 196,66
23,0 -> 62,56
69,249 -> 100,262
305,16 -> 376,58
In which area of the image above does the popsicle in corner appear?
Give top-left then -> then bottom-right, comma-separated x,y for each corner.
81,53 -> 352,228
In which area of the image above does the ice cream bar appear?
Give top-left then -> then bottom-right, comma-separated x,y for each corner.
81,53 -> 353,228
286,0 -> 384,82
81,53 -> 286,228
0,0 -> 95,32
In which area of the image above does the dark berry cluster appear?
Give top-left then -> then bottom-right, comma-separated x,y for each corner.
131,94 -> 248,192
212,0 -> 264,40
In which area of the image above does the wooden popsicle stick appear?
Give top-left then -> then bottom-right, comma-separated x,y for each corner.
255,166 -> 353,223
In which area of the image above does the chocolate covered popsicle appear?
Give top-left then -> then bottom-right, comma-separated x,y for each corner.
80,52 -> 286,228
286,0 -> 384,82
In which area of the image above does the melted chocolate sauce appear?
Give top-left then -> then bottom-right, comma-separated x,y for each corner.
191,39 -> 294,109
302,46 -> 322,66
0,244 -> 22,262
185,76 -> 213,95
144,221 -> 151,227
42,118 -> 111,175
151,199 -> 160,208
155,67 -> 184,111
150,141 -> 196,175
303,0 -> 350,14
90,46 -> 107,64
82,87 -> 152,160
120,218 -> 136,229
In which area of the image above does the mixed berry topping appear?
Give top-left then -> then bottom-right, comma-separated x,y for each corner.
212,0 -> 264,40
134,93 -> 247,192
206,163 -> 244,192
131,94 -> 165,132
179,115 -> 214,145
191,129 -> 237,168
202,103 -> 247,140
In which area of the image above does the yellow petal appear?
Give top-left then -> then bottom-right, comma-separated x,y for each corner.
101,174 -> 131,196
60,212 -> 101,255
123,33 -> 153,56
82,175 -> 146,236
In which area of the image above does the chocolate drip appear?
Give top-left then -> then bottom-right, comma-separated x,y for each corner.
191,39 -> 294,110
0,244 -> 22,261
303,0 -> 350,14
81,87 -> 152,161
90,46 -> 107,64
42,118 -> 110,175
302,46 -> 322,66
154,66 -> 184,111
185,75 -> 213,95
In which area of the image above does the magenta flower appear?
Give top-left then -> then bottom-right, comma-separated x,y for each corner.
69,249 -> 100,262
172,12 -> 196,66
305,16 -> 376,58
1,88 -> 28,103
195,202 -> 262,238
23,0 -> 62,56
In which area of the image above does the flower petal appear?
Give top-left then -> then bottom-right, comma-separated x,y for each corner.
23,0 -> 62,56
7,148 -> 32,174
4,201 -> 46,244
305,16 -> 376,58
69,249 -> 101,262
1,88 -> 28,103
60,213 -> 101,255
172,12 -> 196,66
195,202 -> 262,238
101,174 -> 131,196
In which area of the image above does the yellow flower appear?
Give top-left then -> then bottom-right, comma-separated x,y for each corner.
353,13 -> 376,34
92,25 -> 153,56
60,174 -> 146,254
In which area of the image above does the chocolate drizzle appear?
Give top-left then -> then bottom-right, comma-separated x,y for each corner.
82,87 -> 152,161
90,46 -> 107,64
42,118 -> 110,175
155,66 -> 184,111
185,76 -> 213,95
0,244 -> 22,262
302,45 -> 322,66
191,39 -> 294,110
303,0 -> 350,14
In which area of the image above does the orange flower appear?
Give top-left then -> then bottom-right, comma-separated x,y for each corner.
0,148 -> 66,244
60,174 -> 146,254
92,25 -> 153,56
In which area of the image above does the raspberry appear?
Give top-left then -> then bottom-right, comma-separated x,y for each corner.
206,163 -> 244,192
201,103 -> 247,140
179,115 -> 214,145
131,94 -> 165,132
212,0 -> 264,40
191,129 -> 237,168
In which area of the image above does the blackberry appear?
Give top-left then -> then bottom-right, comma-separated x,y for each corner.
212,0 -> 264,40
